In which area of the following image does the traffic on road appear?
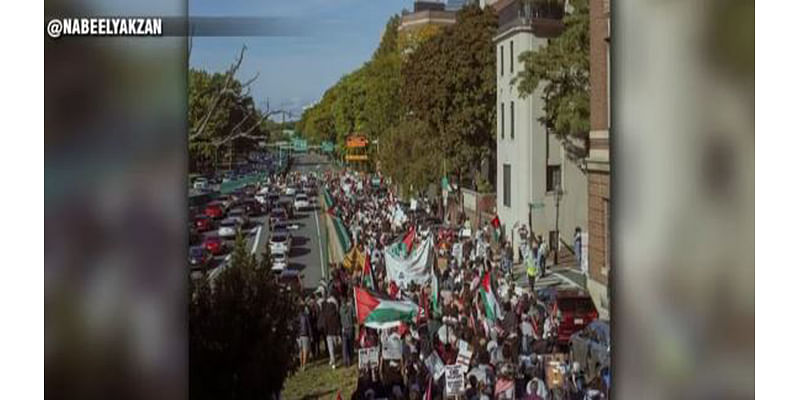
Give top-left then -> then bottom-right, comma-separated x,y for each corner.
187,153 -> 330,291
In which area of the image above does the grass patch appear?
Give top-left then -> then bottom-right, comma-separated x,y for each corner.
282,358 -> 358,400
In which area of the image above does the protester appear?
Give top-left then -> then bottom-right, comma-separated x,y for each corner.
341,296 -> 356,367
289,170 -> 597,399
297,300 -> 312,371
322,294 -> 341,368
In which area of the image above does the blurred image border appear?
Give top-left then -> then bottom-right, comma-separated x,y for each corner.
1,0 -> 44,399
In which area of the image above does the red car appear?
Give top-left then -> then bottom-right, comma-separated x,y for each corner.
203,236 -> 225,255
194,215 -> 214,232
554,289 -> 599,346
204,203 -> 224,219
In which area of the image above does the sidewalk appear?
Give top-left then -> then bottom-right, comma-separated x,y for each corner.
508,261 -> 587,292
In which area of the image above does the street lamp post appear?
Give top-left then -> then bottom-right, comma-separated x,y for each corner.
554,185 -> 563,266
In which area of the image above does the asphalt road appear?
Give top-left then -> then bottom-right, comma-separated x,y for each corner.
287,152 -> 331,290
198,153 -> 331,291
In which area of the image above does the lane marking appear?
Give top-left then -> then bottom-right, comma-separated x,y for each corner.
314,201 -> 325,281
251,225 -> 262,255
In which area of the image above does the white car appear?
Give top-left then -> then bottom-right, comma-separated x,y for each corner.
271,253 -> 288,272
217,218 -> 238,238
269,234 -> 291,255
193,177 -> 209,190
284,186 -> 297,196
293,194 -> 310,211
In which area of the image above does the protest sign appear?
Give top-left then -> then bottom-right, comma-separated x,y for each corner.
445,365 -> 465,395
382,335 -> 403,360
425,351 -> 445,380
456,340 -> 473,374
358,346 -> 380,371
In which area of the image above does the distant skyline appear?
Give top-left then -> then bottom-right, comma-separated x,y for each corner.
189,0 -> 419,121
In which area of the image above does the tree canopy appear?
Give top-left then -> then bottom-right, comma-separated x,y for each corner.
299,5 -> 498,192
190,233 -> 299,399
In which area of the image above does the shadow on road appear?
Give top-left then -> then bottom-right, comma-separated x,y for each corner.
289,247 -> 311,257
292,236 -> 310,246
288,262 -> 305,271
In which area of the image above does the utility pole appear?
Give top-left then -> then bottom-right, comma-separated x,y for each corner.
554,185 -> 563,266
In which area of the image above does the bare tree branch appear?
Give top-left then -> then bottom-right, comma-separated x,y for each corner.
189,45 -> 249,141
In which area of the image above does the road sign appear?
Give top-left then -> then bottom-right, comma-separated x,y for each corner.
530,201 -> 545,210
292,138 -> 308,153
321,141 -> 334,153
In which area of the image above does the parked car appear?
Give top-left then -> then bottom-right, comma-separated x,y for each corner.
284,185 -> 297,196
272,221 -> 293,241
269,207 -> 288,228
217,218 -> 239,238
278,199 -> 295,219
204,203 -> 224,219
293,193 -> 310,211
189,228 -> 201,246
269,233 -> 291,255
267,192 -> 281,207
227,207 -> 250,227
202,235 -> 226,256
554,289 -> 599,346
188,246 -> 210,270
194,215 -> 214,232
193,177 -> 209,190
216,195 -> 234,210
240,199 -> 262,216
569,320 -> 610,383
271,253 -> 288,272
277,269 -> 303,293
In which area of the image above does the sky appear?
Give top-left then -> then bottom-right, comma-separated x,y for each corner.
189,0 -> 418,121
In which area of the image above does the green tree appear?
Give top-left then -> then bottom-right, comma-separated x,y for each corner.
379,118 -> 439,192
190,232 -> 298,399
514,0 -> 589,160
402,4 -> 498,184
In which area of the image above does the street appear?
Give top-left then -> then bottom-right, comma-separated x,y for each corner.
202,152 -> 331,291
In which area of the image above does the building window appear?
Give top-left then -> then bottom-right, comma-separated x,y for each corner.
500,103 -> 505,139
500,45 -> 504,76
503,164 -> 511,207
510,101 -> 515,139
510,40 -> 514,73
546,165 -> 561,192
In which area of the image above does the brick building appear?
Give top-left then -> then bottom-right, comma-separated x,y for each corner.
586,0 -> 611,318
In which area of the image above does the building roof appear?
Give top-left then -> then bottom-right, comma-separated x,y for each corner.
494,0 -> 565,40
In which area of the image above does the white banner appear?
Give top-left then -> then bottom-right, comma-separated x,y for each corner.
385,236 -> 434,288
445,365 -> 465,395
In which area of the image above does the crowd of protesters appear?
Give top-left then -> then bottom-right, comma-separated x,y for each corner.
295,171 -> 609,399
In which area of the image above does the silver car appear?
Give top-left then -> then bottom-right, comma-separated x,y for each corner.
217,218 -> 239,238
569,320 -> 610,383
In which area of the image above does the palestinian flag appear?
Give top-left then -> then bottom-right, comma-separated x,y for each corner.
400,225 -> 416,256
479,272 -> 503,322
362,249 -> 375,290
490,215 -> 501,242
355,287 -> 419,329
